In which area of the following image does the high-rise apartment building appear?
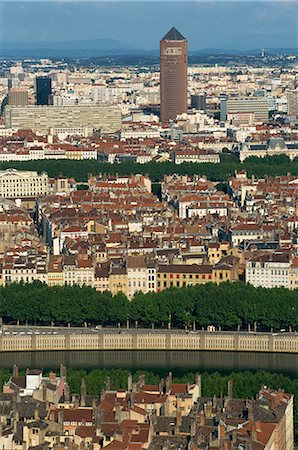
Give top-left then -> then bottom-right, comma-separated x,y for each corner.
4,105 -> 122,135
220,96 -> 269,123
287,90 -> 298,117
191,94 -> 207,111
8,88 -> 29,106
36,76 -> 52,105
160,27 -> 188,123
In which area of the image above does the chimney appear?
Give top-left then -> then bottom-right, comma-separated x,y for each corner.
80,379 -> 86,407
49,371 -> 56,381
12,365 -> 19,378
138,374 -> 145,388
58,410 -> 64,426
60,365 -> 67,379
218,421 -> 225,445
34,407 -> 39,420
130,390 -> 135,407
12,391 -> 17,413
159,378 -> 165,394
251,422 -> 257,442
127,373 -> 132,391
246,400 -> 254,421
13,410 -> 19,434
115,402 -> 121,422
176,407 -> 182,429
42,384 -> 47,402
166,372 -> 172,393
228,380 -> 233,400
64,383 -> 70,403
195,373 -> 201,398
199,410 -> 205,427
105,376 -> 111,391
95,409 -> 103,432
190,417 -> 196,436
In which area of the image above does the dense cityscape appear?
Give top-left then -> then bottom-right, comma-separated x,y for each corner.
0,0 -> 297,447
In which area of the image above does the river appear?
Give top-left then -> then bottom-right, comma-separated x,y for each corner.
1,350 -> 298,377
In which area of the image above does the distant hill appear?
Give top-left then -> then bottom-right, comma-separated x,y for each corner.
1,38 -> 297,58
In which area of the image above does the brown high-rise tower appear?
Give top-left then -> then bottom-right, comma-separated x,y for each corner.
160,27 -> 188,123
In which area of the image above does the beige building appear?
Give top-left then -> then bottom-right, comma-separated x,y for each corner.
287,90 -> 298,116
0,169 -> 48,199
63,256 -> 94,287
109,267 -> 128,297
8,88 -> 29,106
48,255 -> 64,287
289,257 -> 298,290
5,104 -> 122,135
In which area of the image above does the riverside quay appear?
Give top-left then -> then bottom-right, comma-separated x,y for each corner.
0,327 -> 298,353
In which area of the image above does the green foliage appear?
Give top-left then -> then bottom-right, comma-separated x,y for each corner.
0,281 -> 298,331
0,96 -> 8,117
0,154 -> 297,183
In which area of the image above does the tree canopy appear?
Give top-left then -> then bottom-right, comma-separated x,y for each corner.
0,154 -> 297,183
0,281 -> 298,331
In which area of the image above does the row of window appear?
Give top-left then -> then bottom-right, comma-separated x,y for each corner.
157,273 -> 212,279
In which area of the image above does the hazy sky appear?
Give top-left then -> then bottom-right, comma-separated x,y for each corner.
0,1 -> 297,50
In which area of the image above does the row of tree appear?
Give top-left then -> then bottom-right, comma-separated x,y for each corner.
0,154 -> 297,182
1,281 -> 298,330
0,368 -> 296,440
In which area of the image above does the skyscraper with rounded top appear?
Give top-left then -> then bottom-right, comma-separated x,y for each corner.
160,27 -> 188,123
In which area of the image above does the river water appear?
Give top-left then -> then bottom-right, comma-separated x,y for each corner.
1,350 -> 297,377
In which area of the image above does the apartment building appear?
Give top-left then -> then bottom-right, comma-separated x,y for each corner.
109,266 -> 128,297
4,104 -> 122,135
126,255 -> 157,298
2,251 -> 48,286
289,257 -> 298,290
230,223 -> 263,246
220,96 -> 269,122
157,264 -> 213,291
0,169 -> 48,198
63,255 -> 94,287
246,252 -> 291,288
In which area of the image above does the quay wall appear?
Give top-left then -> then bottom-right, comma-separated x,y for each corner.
0,331 -> 298,353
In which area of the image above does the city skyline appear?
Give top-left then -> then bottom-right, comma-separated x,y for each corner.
0,1 -> 297,52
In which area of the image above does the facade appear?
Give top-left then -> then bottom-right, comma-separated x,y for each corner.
246,252 -> 291,288
220,96 -> 269,122
109,267 -> 128,297
0,169 -> 48,198
157,264 -> 213,292
191,94 -> 206,111
8,88 -> 28,106
287,90 -> 298,116
160,27 -> 188,123
4,105 -> 122,135
239,137 -> 298,162
36,76 -> 52,105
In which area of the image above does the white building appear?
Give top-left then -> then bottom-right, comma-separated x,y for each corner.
246,252 -> 291,288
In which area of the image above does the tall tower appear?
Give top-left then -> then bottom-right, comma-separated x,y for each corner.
160,27 -> 188,123
36,76 -> 52,105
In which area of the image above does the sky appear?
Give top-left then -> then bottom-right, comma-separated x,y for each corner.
0,0 -> 297,51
